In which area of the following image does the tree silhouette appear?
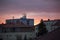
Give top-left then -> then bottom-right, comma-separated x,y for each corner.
37,19 -> 47,37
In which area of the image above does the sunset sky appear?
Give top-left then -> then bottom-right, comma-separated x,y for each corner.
0,0 -> 60,25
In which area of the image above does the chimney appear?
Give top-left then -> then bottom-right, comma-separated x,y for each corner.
48,19 -> 50,21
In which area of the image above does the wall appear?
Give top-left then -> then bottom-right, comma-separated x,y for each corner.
6,19 -> 34,26
44,21 -> 57,32
0,32 -> 36,40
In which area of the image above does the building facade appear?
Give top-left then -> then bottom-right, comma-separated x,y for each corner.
0,24 -> 36,40
44,19 -> 60,32
6,15 -> 34,26
0,16 -> 36,40
35,19 -> 60,33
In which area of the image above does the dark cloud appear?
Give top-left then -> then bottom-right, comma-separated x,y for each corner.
0,0 -> 60,14
0,0 -> 60,24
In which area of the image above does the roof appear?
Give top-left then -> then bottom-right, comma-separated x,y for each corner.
44,20 -> 56,22
0,23 -> 34,28
6,18 -> 34,21
43,19 -> 60,22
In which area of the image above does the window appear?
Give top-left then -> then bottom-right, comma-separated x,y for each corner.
10,28 -> 15,32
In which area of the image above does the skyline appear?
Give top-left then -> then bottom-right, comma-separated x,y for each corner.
0,0 -> 60,25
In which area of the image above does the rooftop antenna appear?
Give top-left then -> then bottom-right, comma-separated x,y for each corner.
23,13 -> 26,18
12,16 -> 14,19
12,16 -> 14,22
23,8 -> 27,18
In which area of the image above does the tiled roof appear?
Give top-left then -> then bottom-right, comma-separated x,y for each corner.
0,23 -> 34,28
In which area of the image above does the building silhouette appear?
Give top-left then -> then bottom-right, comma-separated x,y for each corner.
0,15 -> 36,40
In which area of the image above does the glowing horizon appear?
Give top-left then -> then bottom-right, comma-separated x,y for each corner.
0,13 -> 60,25
0,0 -> 60,25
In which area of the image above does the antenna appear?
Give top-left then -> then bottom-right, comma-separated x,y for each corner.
12,16 -> 14,19
23,8 -> 27,18
12,16 -> 15,24
20,8 -> 27,19
23,13 -> 26,18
